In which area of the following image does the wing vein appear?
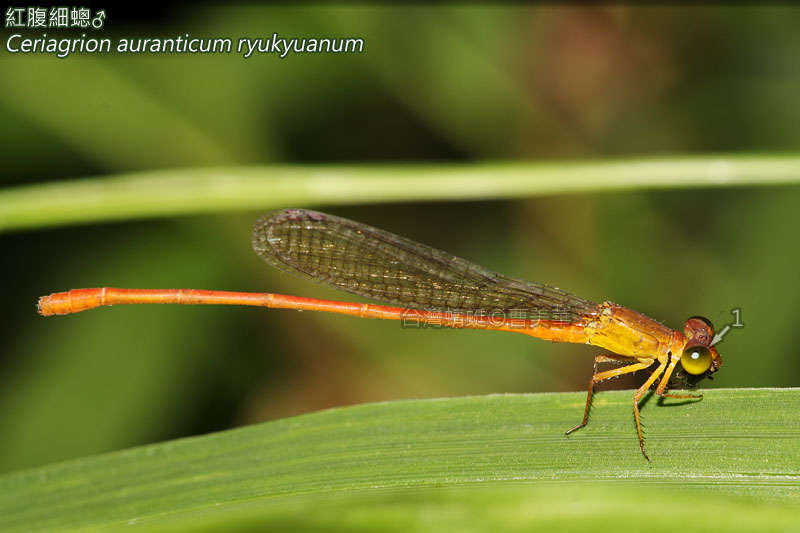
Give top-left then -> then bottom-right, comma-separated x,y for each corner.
252,209 -> 598,323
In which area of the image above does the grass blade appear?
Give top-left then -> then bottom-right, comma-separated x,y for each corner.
0,388 -> 797,532
2,155 -> 800,232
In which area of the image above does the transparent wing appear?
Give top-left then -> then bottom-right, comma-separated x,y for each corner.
252,209 -> 598,323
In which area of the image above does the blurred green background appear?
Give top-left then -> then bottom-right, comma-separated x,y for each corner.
1,5 -> 799,475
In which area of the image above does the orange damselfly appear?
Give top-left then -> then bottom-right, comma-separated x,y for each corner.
38,208 -> 722,460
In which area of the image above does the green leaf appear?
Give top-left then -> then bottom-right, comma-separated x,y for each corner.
2,155 -> 800,232
1,389 -> 798,532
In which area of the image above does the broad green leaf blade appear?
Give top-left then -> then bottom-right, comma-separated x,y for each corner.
0,389 -> 798,532
2,155 -> 800,232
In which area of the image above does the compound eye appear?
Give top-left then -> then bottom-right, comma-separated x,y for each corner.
684,316 -> 715,346
681,345 -> 712,375
688,315 -> 715,337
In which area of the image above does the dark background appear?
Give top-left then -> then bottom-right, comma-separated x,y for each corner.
2,5 -> 799,473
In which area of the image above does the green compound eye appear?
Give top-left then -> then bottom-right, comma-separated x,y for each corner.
681,345 -> 712,375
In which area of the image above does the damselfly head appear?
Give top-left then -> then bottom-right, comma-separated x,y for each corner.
678,316 -> 722,380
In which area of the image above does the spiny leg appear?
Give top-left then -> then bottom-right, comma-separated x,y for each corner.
632,358 -> 668,461
566,355 -> 655,436
655,358 -> 703,399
